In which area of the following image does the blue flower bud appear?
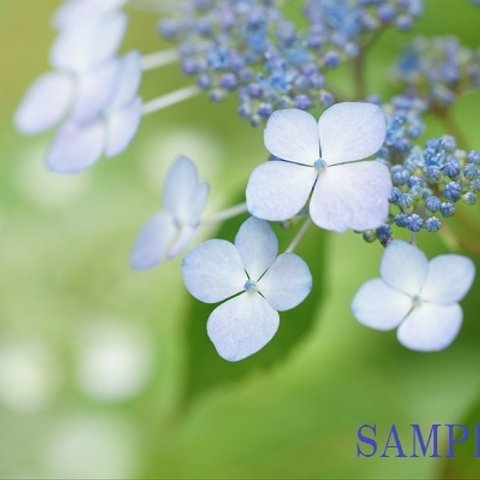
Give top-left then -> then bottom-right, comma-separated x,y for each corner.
425,195 -> 441,212
443,181 -> 462,201
440,202 -> 456,217
407,213 -> 423,232
425,216 -> 442,232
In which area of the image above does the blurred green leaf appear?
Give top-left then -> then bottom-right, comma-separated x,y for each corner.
180,202 -> 329,406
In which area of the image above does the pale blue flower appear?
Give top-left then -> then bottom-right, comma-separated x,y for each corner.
246,102 -> 391,232
50,10 -> 127,73
53,0 -> 127,30
130,157 -> 209,270
182,217 -> 312,361
46,52 -> 142,173
352,240 -> 475,351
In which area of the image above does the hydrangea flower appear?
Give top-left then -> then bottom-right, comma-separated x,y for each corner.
15,10 -> 131,140
182,217 -> 312,361
246,102 -> 392,232
352,240 -> 475,351
130,156 -> 209,270
46,52 -> 142,173
53,0 -> 127,30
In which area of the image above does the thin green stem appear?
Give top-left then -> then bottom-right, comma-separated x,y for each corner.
201,202 -> 248,226
285,218 -> 312,253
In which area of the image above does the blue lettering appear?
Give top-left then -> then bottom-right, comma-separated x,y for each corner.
411,424 -> 441,457
446,424 -> 469,458
381,425 -> 407,458
356,424 -> 377,457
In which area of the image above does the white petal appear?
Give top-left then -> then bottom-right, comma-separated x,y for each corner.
207,293 -> 280,361
264,109 -> 320,165
421,255 -> 475,305
259,253 -> 312,311
351,278 -> 412,330
309,161 -> 391,232
182,239 -> 246,303
234,217 -> 278,280
380,240 -> 429,296
15,73 -> 74,134
246,161 -> 316,221
109,51 -> 142,110
130,213 -> 177,270
104,97 -> 142,157
50,13 -> 127,73
163,156 -> 202,224
54,0 -> 127,30
167,225 -> 197,259
46,121 -> 106,174
71,60 -> 119,123
318,102 -> 386,165
397,303 -> 462,352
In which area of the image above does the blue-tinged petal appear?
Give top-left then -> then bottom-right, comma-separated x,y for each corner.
421,255 -> 475,305
104,97 -> 142,157
310,161 -> 391,232
163,156 -> 199,223
71,60 -> 119,123
207,293 -> 280,361
54,0 -> 127,30
397,303 -> 462,352
246,161 -> 316,222
50,12 -> 127,73
130,212 -> 177,270
259,253 -> 312,311
318,102 -> 386,165
46,121 -> 106,174
109,51 -> 142,110
264,109 -> 320,165
168,225 -> 197,259
182,239 -> 246,303
234,217 -> 278,280
351,278 -> 412,330
380,240 -> 428,296
15,72 -> 74,135
189,181 -> 210,224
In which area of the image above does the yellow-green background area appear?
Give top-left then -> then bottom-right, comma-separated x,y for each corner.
1,0 -> 480,478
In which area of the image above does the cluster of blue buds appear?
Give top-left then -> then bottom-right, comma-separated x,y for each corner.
383,136 -> 480,239
304,0 -> 424,58
395,36 -> 480,108
376,94 -> 427,163
160,0 -> 423,125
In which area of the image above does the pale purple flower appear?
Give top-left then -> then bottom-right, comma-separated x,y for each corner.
182,217 -> 312,361
130,157 -> 209,270
246,102 -> 392,232
352,240 -> 475,351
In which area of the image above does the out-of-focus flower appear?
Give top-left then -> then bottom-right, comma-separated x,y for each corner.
352,240 -> 475,351
131,156 -> 209,270
53,0 -> 127,30
246,102 -> 391,232
76,320 -> 152,402
395,36 -> 480,107
45,52 -> 142,173
0,339 -> 60,414
182,217 -> 312,361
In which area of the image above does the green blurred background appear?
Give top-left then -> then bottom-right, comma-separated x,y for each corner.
1,1 -> 480,478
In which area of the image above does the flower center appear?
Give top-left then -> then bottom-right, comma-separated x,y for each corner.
244,279 -> 258,292
411,293 -> 422,307
314,158 -> 328,173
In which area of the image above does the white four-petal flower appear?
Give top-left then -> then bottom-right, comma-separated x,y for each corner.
246,103 -> 392,232
352,240 -> 475,351
130,156 -> 209,270
182,217 -> 313,361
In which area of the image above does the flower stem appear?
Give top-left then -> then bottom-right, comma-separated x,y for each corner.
142,49 -> 178,72
142,85 -> 201,116
201,202 -> 248,225
286,218 -> 312,253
